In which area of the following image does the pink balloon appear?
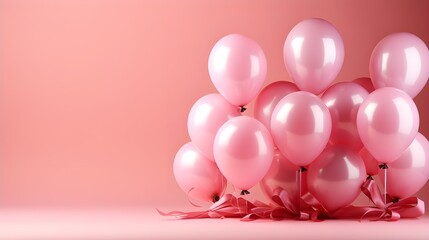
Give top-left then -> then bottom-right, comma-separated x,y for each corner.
357,87 -> 419,164
254,81 -> 299,131
307,147 -> 366,213
208,34 -> 267,107
352,77 -> 375,93
322,82 -> 368,150
260,149 -> 307,206
283,18 -> 344,95
380,133 -> 429,199
188,94 -> 241,160
173,142 -> 227,202
370,32 -> 429,98
214,116 -> 274,191
271,91 -> 332,167
359,147 -> 380,176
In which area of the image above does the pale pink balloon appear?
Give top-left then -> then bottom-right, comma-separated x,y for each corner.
188,94 -> 241,160
271,91 -> 332,167
370,32 -> 429,98
352,77 -> 375,93
260,149 -> 307,206
254,81 -> 299,131
322,82 -> 368,150
357,87 -> 419,164
283,18 -> 344,95
379,133 -> 429,199
173,142 -> 227,202
208,34 -> 267,107
214,116 -> 274,191
307,146 -> 366,213
359,147 -> 380,176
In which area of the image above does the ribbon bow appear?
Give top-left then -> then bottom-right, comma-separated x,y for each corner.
341,178 -> 425,221
242,188 -> 311,221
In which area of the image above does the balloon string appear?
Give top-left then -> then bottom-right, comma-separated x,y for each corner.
384,167 -> 387,208
187,187 -> 202,208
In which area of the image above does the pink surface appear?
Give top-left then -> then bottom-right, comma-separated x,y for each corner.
0,1 -> 429,238
0,209 -> 428,240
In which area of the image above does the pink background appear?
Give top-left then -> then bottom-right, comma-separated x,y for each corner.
1,0 -> 429,231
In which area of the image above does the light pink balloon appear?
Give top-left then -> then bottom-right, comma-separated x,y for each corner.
307,146 -> 366,213
254,81 -> 299,131
370,32 -> 429,98
322,82 -> 369,150
357,87 -> 419,164
173,142 -> 227,202
352,77 -> 375,93
283,18 -> 344,95
271,91 -> 332,167
188,94 -> 241,160
379,133 -> 429,199
214,116 -> 274,191
359,147 -> 380,176
208,34 -> 267,107
260,149 -> 307,206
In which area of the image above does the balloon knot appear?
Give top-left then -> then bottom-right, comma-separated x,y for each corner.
240,106 -> 247,112
299,166 -> 307,172
392,197 -> 399,203
379,163 -> 389,169
240,190 -> 250,195
213,195 -> 220,203
366,175 -> 374,180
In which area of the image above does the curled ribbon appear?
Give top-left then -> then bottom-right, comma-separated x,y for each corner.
157,193 -> 256,219
242,188 -> 311,221
337,178 -> 425,221
158,180 -> 424,221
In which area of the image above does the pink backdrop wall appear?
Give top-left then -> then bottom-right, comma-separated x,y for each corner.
0,0 -> 428,209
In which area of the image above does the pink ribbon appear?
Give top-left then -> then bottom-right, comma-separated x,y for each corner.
242,188 -> 311,221
158,180 -> 424,221
336,178 -> 425,221
157,194 -> 256,219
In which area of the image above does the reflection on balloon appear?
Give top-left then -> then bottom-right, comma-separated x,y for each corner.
174,142 -> 227,202
254,81 -> 299,131
357,87 -> 419,164
260,149 -> 306,206
188,94 -> 241,160
214,116 -> 274,191
307,146 -> 366,213
370,32 -> 429,98
380,133 -> 429,199
283,18 -> 344,94
271,91 -> 331,167
208,34 -> 267,107
322,82 -> 368,150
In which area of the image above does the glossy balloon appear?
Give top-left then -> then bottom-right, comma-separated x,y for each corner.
307,147 -> 366,213
370,32 -> 429,98
357,87 -> 419,163
208,34 -> 267,107
380,133 -> 429,199
254,81 -> 299,131
214,116 -> 274,191
173,142 -> 227,202
283,18 -> 344,95
271,91 -> 332,167
260,149 -> 307,206
359,147 -> 380,176
352,77 -> 375,93
322,82 -> 369,150
188,94 -> 241,160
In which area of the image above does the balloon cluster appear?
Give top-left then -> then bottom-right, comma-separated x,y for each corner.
173,18 -> 429,217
